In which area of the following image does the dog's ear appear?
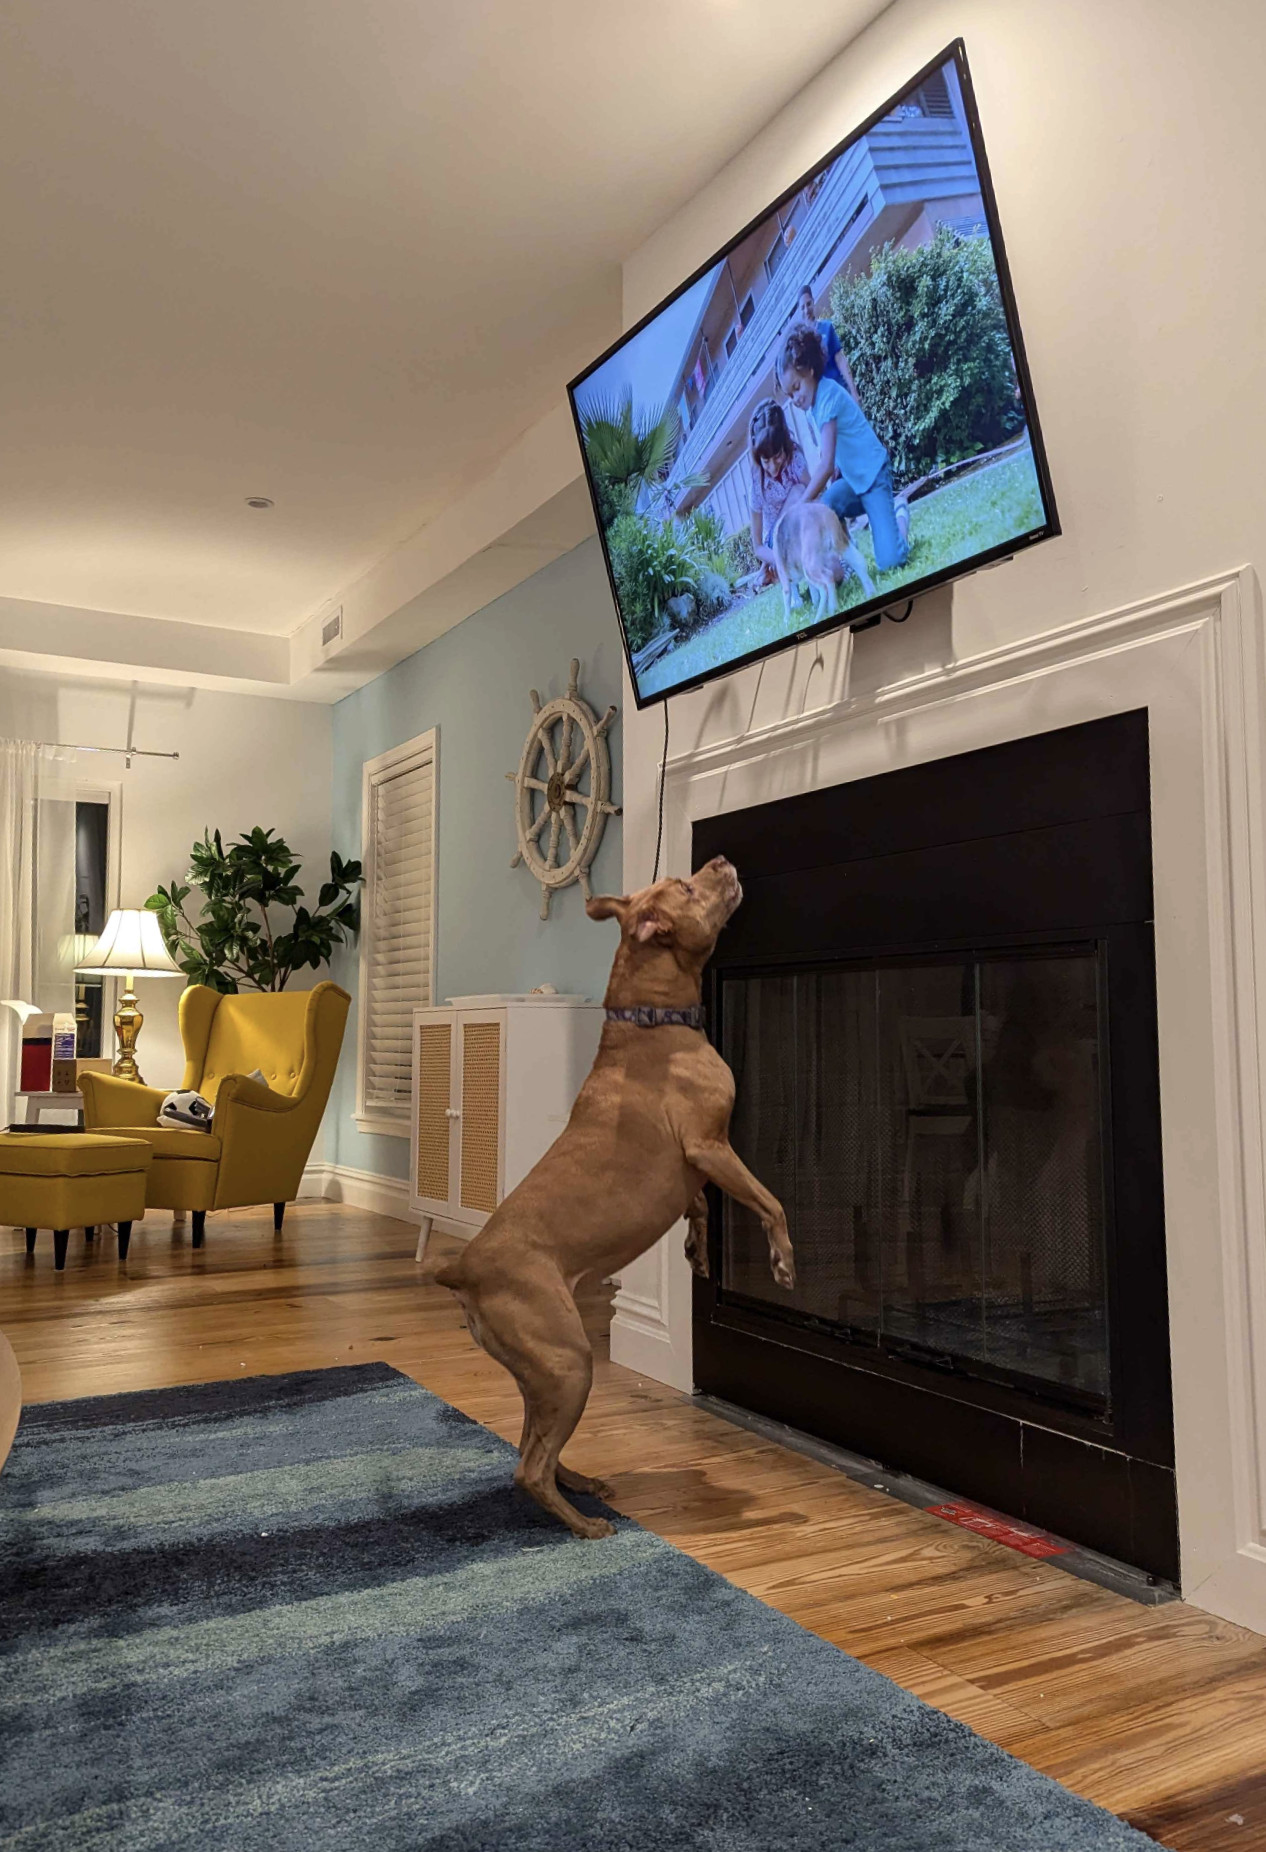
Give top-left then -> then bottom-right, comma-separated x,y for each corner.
586,893 -> 629,923
633,908 -> 672,944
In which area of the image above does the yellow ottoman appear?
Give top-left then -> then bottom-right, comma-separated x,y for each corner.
0,1133 -> 152,1270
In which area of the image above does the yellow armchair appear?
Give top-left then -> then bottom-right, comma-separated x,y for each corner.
80,980 -> 350,1246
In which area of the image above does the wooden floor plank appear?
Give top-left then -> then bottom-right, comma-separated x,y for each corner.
4,1200 -> 1266,1852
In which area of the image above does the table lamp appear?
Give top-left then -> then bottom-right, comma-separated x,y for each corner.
75,909 -> 183,1083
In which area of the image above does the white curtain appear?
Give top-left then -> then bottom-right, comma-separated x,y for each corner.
0,741 -> 77,1126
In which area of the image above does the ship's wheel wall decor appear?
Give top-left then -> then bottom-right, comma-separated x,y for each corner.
507,657 -> 620,920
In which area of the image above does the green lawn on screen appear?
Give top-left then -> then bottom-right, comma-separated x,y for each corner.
637,448 -> 1045,699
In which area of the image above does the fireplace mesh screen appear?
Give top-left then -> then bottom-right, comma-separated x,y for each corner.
720,951 -> 1109,1407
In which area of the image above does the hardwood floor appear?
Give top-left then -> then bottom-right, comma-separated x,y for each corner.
4,1200 -> 1265,1850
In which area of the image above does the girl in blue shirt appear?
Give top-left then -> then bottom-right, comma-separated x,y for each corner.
777,323 -> 910,574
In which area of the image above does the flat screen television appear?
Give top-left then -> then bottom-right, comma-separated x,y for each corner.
568,40 -> 1058,709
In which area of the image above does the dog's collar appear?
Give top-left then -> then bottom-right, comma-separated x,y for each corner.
605,1004 -> 705,1031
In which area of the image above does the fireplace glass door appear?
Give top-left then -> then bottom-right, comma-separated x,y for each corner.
720,949 -> 1110,1412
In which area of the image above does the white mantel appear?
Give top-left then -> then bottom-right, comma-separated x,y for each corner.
612,566 -> 1266,1634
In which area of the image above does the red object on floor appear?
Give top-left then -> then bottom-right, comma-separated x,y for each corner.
20,1038 -> 52,1091
926,1502 -> 1068,1558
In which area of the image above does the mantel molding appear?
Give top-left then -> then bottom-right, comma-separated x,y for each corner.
612,564 -> 1266,1632
664,569 -> 1246,787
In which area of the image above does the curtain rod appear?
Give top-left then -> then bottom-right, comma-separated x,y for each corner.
42,742 -> 180,761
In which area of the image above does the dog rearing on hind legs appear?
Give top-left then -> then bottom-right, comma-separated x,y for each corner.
432,857 -> 794,1539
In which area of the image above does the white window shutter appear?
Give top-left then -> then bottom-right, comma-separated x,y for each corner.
358,734 -> 436,1123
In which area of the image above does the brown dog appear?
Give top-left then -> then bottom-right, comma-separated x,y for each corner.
434,856 -> 794,1539
773,495 -> 875,624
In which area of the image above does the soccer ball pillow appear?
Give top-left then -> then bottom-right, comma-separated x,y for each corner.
157,1069 -> 270,1132
158,1090 -> 215,1131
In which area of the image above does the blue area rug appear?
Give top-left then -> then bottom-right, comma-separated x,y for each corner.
0,1363 -> 1160,1850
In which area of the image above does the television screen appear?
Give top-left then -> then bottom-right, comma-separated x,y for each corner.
568,41 -> 1058,709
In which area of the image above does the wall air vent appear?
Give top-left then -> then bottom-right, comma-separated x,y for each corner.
321,607 -> 343,649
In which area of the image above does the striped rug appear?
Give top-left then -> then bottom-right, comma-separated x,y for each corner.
0,1363 -> 1160,1850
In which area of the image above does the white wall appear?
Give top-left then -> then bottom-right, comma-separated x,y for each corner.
0,668 -> 331,1090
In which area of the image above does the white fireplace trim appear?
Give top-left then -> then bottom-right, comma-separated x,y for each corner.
610,564 -> 1266,1632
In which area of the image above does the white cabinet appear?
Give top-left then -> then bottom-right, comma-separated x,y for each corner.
409,996 -> 603,1259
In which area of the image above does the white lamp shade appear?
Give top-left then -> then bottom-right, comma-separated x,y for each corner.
76,909 -> 183,977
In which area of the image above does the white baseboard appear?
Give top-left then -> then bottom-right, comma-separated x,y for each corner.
301,1161 -> 411,1221
609,1311 -> 693,1393
299,1161 -> 472,1242
298,1161 -> 334,1200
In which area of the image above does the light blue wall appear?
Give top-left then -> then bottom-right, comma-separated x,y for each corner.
328,538 -> 624,1180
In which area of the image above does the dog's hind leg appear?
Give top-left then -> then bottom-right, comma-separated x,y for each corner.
518,1401 -> 612,1501
467,1273 -> 612,1538
515,1322 -> 613,1539
555,1459 -> 615,1500
778,563 -> 795,626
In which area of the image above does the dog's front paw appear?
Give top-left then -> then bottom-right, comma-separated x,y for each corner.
771,1251 -> 796,1291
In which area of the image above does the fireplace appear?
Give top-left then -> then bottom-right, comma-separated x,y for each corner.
692,709 -> 1176,1581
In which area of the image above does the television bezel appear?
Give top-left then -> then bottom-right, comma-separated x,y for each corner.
566,38 -> 1060,710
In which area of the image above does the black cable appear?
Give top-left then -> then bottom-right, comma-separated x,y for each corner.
885,599 -> 915,624
653,698 -> 669,882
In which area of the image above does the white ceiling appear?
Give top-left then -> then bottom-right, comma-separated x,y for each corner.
0,0 -> 891,637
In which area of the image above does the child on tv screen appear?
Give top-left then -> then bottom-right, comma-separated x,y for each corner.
776,324 -> 910,574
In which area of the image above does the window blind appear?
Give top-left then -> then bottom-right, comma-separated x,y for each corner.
361,744 -> 434,1114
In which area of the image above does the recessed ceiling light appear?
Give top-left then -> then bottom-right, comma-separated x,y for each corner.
245,496 -> 274,510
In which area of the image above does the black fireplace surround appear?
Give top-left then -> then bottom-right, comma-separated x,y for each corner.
693,710 -> 1176,1582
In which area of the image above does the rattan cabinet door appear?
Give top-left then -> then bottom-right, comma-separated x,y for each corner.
413,1018 -> 453,1210
458,1015 -> 504,1216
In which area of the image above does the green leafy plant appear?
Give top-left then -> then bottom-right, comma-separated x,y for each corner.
830,228 -> 1025,488
681,508 -> 736,589
606,512 -> 702,650
724,525 -> 759,584
581,391 -> 706,527
683,507 -> 726,557
147,827 -> 363,993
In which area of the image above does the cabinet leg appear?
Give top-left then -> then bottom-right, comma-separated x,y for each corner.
415,1216 -> 434,1264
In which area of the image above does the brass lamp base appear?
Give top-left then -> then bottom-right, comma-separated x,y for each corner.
112,976 -> 145,1084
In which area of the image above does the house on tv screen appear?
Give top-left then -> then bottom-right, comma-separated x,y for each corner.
656,62 -> 986,537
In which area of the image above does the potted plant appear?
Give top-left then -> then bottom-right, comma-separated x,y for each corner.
147,827 -> 363,992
